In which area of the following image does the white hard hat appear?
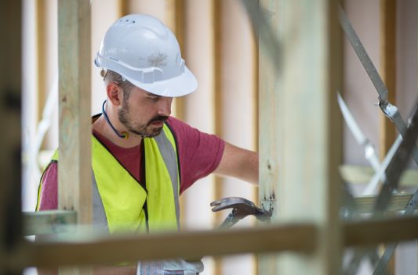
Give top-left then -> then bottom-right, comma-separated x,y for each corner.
95,14 -> 198,97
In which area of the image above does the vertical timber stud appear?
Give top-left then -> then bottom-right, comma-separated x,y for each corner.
212,0 -> 223,230
0,1 -> 22,274
58,0 -> 92,224
212,1 -> 223,273
259,0 -> 342,274
379,1 -> 397,274
58,3 -> 92,273
118,0 -> 129,17
58,0 -> 92,271
379,0 -> 397,162
258,0 -> 280,273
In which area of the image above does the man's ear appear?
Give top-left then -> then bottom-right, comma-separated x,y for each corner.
106,82 -> 122,106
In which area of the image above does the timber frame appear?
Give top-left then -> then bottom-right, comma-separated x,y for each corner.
1,1 -> 418,274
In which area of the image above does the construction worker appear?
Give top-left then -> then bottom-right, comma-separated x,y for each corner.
36,14 -> 258,275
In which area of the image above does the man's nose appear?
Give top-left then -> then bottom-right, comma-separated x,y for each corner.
158,97 -> 173,116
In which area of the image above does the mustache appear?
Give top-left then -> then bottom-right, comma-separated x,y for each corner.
148,115 -> 169,124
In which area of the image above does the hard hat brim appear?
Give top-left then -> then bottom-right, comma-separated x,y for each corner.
125,66 -> 198,98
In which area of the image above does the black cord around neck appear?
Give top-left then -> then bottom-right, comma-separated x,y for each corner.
102,100 -> 129,139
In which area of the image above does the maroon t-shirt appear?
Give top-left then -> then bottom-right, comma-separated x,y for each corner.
38,117 -> 225,210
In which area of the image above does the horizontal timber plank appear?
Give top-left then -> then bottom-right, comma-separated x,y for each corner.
10,224 -> 317,269
4,216 -> 418,270
23,192 -> 415,235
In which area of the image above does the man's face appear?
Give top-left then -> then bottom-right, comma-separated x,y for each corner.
118,85 -> 173,138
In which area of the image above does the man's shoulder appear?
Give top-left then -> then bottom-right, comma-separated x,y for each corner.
166,116 -> 187,129
166,117 -> 196,136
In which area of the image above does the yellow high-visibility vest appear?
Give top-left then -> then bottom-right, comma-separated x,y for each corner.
37,124 -> 180,234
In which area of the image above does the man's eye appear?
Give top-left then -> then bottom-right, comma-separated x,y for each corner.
149,96 -> 160,101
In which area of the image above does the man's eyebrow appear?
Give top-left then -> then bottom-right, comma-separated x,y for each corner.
146,93 -> 160,97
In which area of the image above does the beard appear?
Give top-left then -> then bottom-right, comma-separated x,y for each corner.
118,100 -> 168,138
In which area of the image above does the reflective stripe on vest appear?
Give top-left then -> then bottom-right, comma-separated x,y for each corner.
37,123 -> 180,233
147,126 -> 180,230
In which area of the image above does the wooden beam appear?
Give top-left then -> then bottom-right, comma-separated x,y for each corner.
259,0 -> 342,274
259,0 -> 279,235
379,3 -> 398,271
212,0 -> 223,226
58,2 -> 92,273
6,215 -> 418,271
10,224 -> 318,270
258,1 -> 280,273
58,0 -> 92,225
22,192 -> 416,236
211,2 -> 223,273
0,0 -> 23,273
118,0 -> 129,17
379,0 -> 397,159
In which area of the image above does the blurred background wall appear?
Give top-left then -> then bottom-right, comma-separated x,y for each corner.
21,0 -> 417,274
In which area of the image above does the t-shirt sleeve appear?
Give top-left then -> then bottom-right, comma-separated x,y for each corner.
167,117 -> 225,194
38,162 -> 58,210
